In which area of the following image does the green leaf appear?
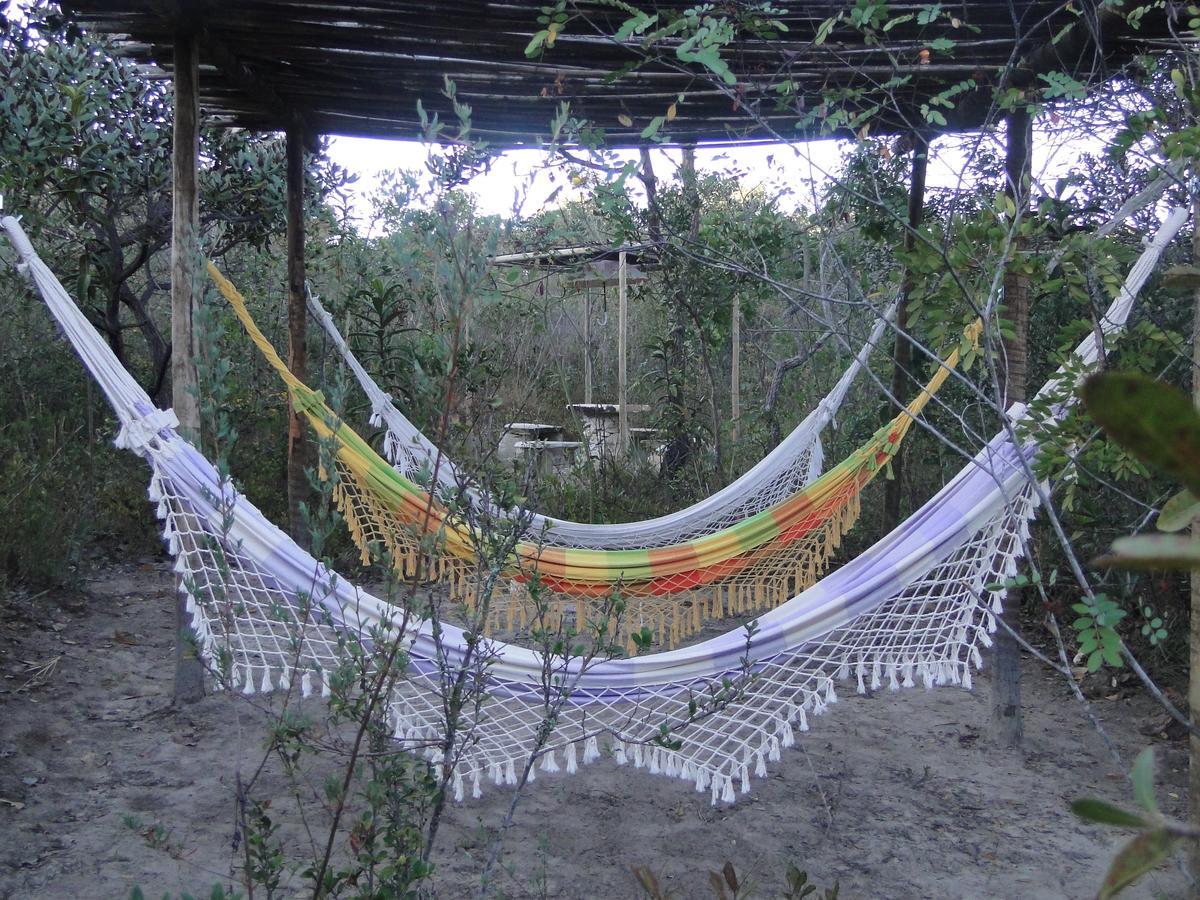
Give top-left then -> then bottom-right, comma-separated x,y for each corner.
1097,534 -> 1200,570
1080,373 -> 1200,496
524,29 -> 549,57
1098,829 -> 1178,899
883,13 -> 914,31
814,16 -> 838,45
1130,748 -> 1158,814
614,12 -> 656,41
1070,798 -> 1149,829
640,115 -> 665,138
1157,489 -> 1200,532
1038,70 -> 1087,100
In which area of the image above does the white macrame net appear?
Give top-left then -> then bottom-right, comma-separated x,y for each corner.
2,204 -> 1185,805
158,448 -> 1037,804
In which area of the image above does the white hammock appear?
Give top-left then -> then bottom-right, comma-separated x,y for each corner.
3,206 -> 1184,804
307,285 -> 898,548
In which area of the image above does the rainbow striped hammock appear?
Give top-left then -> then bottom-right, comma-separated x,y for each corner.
306,283 -> 898,551
213,265 -> 978,651
3,208 -> 1182,804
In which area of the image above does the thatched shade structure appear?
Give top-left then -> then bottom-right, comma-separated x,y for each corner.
61,1 -> 1167,145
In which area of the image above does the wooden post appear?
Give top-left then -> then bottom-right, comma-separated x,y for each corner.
1189,191 -> 1200,899
583,290 -> 593,405
618,249 -> 629,454
171,35 -> 201,439
991,106 -> 1033,749
998,108 -> 1033,405
731,293 -> 741,442
285,124 -> 310,546
171,32 -> 204,704
882,133 -> 929,531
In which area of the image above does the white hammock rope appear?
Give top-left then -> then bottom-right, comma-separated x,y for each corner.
307,284 -> 898,549
2,206 -> 1185,805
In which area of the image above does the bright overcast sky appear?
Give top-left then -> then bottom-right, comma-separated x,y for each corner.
326,124 -> 1096,229
327,138 -> 847,223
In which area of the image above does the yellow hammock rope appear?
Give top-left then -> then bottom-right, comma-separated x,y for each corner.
210,262 -> 979,649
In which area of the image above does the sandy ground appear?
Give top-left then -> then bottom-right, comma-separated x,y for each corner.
0,559 -> 1190,899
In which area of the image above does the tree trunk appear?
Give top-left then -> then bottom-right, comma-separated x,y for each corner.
171,32 -> 205,705
731,293 -> 741,443
286,125 -> 311,547
882,134 -> 928,532
991,107 -> 1032,749
583,291 -> 593,404
641,147 -> 686,476
617,249 -> 629,454
119,280 -> 172,404
677,146 -> 726,478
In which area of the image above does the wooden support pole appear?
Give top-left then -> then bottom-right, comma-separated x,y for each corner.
171,35 -> 201,440
882,133 -> 928,532
999,107 -> 1033,406
171,32 -> 204,705
1189,190 -> 1200,900
285,124 -> 310,547
991,106 -> 1032,749
583,290 -> 593,405
618,249 -> 629,454
731,293 -> 741,442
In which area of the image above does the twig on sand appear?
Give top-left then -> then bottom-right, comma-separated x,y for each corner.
17,654 -> 61,692
798,742 -> 835,832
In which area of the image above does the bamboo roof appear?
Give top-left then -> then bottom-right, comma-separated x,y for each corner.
61,1 -> 1167,146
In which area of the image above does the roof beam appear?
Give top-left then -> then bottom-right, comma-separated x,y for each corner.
60,0 -> 1171,147
140,0 -> 321,146
195,28 -> 321,148
951,2 -> 1150,130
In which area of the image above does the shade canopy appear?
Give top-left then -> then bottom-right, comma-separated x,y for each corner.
61,1 -> 1165,147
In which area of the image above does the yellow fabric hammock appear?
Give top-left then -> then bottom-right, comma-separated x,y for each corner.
211,263 -> 977,649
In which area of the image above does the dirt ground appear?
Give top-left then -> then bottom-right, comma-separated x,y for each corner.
0,559 -> 1190,899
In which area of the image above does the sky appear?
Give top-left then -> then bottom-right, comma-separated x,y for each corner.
324,122 -> 1101,231
326,138 -> 847,223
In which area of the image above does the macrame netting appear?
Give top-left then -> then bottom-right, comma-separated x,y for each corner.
215,266 -> 975,650
2,206 -> 1184,806
306,284 -> 897,549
